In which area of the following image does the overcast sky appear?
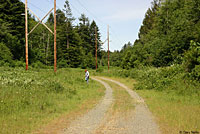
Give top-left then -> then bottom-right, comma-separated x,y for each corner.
21,0 -> 152,51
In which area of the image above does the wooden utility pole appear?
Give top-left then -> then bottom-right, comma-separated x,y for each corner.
54,0 -> 57,72
25,0 -> 28,70
107,25 -> 109,71
24,0 -> 55,71
46,34 -> 50,65
95,27 -> 98,71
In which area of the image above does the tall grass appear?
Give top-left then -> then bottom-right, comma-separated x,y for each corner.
92,65 -> 200,96
136,90 -> 200,133
93,66 -> 200,133
0,67 -> 105,134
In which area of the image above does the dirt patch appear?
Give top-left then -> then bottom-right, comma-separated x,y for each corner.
33,99 -> 101,134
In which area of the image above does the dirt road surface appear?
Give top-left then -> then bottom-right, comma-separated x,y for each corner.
61,78 -> 113,134
96,77 -> 161,134
60,77 -> 161,134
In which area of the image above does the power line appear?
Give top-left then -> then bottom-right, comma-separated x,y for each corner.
110,26 -> 124,46
76,0 -> 106,25
28,2 -> 47,14
29,0 -> 122,51
69,2 -> 83,17
74,0 -> 123,50
74,0 -> 108,35
46,0 -> 107,36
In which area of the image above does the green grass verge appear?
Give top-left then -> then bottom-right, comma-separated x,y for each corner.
94,73 -> 200,134
0,67 -> 105,134
102,80 -> 135,113
136,90 -> 200,134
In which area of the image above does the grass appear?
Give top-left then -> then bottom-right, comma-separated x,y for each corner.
92,66 -> 200,134
94,77 -> 135,134
0,67 -> 105,134
136,90 -> 200,134
102,79 -> 135,113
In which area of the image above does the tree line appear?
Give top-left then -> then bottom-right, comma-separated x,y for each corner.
0,0 -> 102,69
106,0 -> 200,80
1,0 -> 200,78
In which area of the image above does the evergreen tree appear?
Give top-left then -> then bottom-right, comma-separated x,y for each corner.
0,0 -> 25,60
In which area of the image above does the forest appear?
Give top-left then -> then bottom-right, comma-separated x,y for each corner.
0,0 -> 200,81
107,0 -> 200,82
0,0 -> 102,69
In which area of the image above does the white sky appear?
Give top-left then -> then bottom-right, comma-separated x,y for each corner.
21,0 -> 152,51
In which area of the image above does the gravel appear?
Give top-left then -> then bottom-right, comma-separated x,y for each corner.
61,78 -> 113,134
97,77 -> 161,134
60,77 -> 161,134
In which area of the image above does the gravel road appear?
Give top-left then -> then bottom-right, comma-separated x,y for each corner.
97,77 -> 161,134
61,78 -> 113,134
61,77 -> 161,134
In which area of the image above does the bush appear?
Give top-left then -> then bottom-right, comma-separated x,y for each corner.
0,60 -> 10,67
96,67 -> 103,73
31,61 -> 46,69
183,41 -> 200,72
0,60 -> 6,66
80,53 -> 96,69
47,81 -> 64,93
132,65 -> 184,91
190,65 -> 200,81
58,59 -> 68,68
14,60 -> 25,67
0,42 -> 13,63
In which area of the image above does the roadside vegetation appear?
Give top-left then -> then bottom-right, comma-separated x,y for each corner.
94,78 -> 135,134
92,66 -> 200,133
1,0 -> 200,133
100,78 -> 135,113
0,67 -> 105,134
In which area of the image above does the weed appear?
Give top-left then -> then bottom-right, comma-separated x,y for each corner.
0,67 -> 105,134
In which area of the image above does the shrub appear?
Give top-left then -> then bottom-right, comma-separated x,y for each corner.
190,65 -> 200,81
14,60 -> 25,67
58,59 -> 68,68
48,81 -> 64,93
183,41 -> 200,72
0,60 -> 6,66
96,67 -> 103,73
0,42 -> 13,63
31,61 -> 46,69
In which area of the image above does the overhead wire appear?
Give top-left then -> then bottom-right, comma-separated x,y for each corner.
27,1 -> 48,14
73,0 -> 107,35
69,3 -> 83,17
75,0 -> 106,26
26,0 -> 122,51
110,27 -> 124,47
74,0 -> 124,51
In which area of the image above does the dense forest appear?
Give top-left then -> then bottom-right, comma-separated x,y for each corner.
0,0 -> 200,81
0,0 -> 102,69
106,0 -> 200,82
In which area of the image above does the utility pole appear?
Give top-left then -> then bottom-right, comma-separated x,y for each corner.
95,27 -> 98,71
46,34 -> 50,65
24,0 -> 55,71
25,0 -> 28,70
54,0 -> 57,73
107,25 -> 109,71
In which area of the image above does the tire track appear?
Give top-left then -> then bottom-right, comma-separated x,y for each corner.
61,78 -> 113,134
97,77 -> 161,134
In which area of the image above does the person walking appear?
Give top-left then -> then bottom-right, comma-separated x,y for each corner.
85,69 -> 89,84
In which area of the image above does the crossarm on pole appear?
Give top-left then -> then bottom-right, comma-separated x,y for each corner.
98,39 -> 108,45
28,8 -> 54,35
